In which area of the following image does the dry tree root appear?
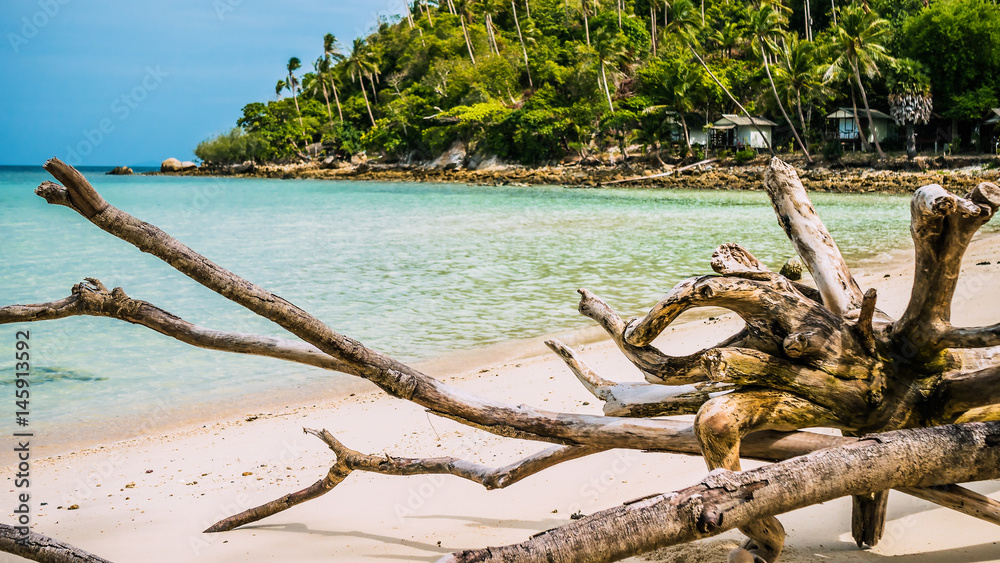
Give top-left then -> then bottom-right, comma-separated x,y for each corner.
1,158 -> 999,563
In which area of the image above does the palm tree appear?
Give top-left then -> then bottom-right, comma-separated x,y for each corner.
455,0 -> 478,64
646,60 -> 705,156
311,58 -> 337,127
285,57 -> 305,132
591,27 -> 626,114
346,38 -> 377,127
747,5 -> 812,163
710,21 -> 744,59
825,2 -> 892,159
323,33 -> 345,123
511,0 -> 534,87
479,0 -> 502,56
649,0 -> 661,55
573,0 -> 593,46
661,0 -> 775,154
420,0 -> 435,27
774,34 -> 829,151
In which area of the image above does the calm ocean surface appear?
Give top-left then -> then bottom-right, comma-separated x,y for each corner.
0,165 -> 959,451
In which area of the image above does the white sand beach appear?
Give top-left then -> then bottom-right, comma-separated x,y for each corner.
4,232 -> 1000,563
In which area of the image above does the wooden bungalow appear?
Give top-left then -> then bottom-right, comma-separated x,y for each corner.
708,114 -> 777,150
826,107 -> 893,145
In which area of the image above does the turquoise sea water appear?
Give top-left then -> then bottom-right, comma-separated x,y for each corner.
0,165 -> 953,452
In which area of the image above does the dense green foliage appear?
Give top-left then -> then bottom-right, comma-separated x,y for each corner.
195,0 -> 1000,164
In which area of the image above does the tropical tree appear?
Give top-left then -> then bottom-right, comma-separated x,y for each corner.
888,58 -> 933,159
480,0 -> 503,56
642,58 -> 708,156
285,57 -> 305,132
455,0 -> 478,65
346,39 -> 378,127
774,33 -> 829,150
591,26 -> 627,113
310,58 -> 336,126
901,0 -> 1000,145
710,20 -> 745,59
511,0 -> 533,87
323,33 -> 345,123
574,0 -> 594,46
662,0 -> 775,154
825,3 -> 892,159
747,4 -> 812,162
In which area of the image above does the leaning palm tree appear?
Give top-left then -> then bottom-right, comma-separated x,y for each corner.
285,57 -> 305,132
825,2 -> 892,159
662,0 -> 774,154
511,0 -> 534,87
311,58 -> 336,127
478,0 -> 503,56
323,33 -> 345,123
747,4 -> 812,163
591,27 -> 627,114
346,38 -> 378,127
573,0 -> 593,46
774,33 -> 829,151
455,0 -> 478,64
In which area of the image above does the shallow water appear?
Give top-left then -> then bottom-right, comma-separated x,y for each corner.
0,165 -> 966,452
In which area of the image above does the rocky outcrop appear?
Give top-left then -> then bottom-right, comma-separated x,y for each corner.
467,153 -> 506,171
429,141 -> 467,170
106,166 -> 133,175
161,158 -> 198,172
160,158 -> 183,172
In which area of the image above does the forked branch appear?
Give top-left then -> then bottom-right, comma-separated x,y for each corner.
893,182 -> 1000,353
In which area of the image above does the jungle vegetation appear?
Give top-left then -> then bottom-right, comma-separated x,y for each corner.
194,0 -> 1000,165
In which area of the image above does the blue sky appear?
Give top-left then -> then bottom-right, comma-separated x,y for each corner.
0,0 -> 405,167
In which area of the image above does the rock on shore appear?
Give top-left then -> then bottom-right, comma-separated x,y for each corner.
161,158 -> 198,172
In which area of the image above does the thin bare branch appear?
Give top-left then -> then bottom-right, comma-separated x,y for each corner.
207,428 -> 604,532
544,339 -> 734,417
0,279 -> 357,375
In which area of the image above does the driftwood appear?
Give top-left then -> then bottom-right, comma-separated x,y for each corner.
1,157 -> 999,562
0,524 -> 112,563
441,421 -> 1000,563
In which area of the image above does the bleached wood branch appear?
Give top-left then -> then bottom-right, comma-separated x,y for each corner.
544,338 -> 734,417
762,158 -> 864,315
440,421 -> 1000,563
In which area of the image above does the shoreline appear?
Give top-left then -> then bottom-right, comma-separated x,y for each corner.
4,232 -> 998,562
154,153 -> 1000,194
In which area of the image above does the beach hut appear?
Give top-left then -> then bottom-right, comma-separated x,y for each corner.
708,114 -> 777,149
826,107 -> 892,143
